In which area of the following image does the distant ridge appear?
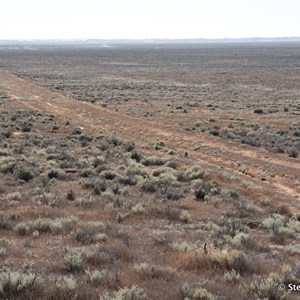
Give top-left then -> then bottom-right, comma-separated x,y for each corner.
1,37 -> 300,45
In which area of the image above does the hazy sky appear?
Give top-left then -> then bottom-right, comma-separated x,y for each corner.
1,0 -> 300,39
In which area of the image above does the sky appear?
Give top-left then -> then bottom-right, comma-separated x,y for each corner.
0,0 -> 300,40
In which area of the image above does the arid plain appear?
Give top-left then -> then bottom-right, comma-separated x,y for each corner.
0,43 -> 299,299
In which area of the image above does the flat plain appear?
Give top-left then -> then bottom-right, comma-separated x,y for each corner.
0,43 -> 299,299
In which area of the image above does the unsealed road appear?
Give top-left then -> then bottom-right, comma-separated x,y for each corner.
0,69 -> 299,212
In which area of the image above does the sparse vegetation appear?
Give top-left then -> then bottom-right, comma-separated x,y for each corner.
192,288 -> 215,300
0,271 -> 40,298
100,285 -> 148,300
0,44 -> 299,300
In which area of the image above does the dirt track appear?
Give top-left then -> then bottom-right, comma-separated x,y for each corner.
0,69 -> 299,212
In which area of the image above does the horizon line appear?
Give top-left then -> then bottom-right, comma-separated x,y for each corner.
1,36 -> 300,41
